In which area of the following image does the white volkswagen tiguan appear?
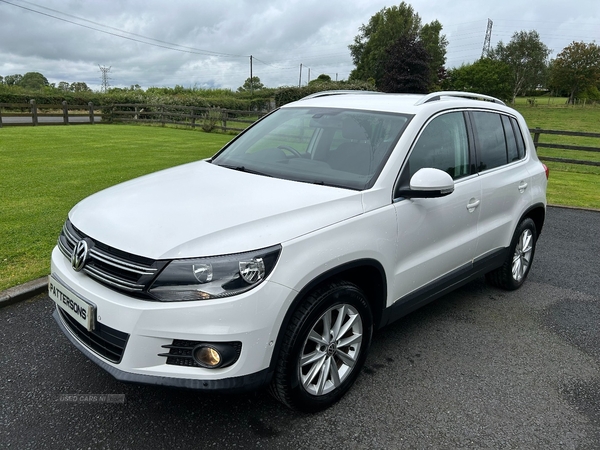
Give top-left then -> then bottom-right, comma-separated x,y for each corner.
50,91 -> 548,411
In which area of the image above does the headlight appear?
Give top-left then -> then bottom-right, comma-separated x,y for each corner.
148,245 -> 281,301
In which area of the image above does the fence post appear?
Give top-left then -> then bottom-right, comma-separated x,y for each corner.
30,99 -> 38,126
160,105 -> 165,126
533,127 -> 541,149
88,102 -> 95,124
221,109 -> 227,132
62,101 -> 69,125
190,107 -> 196,128
0,106 -> 3,128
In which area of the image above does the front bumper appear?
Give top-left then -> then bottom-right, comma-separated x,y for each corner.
52,308 -> 271,392
50,246 -> 293,392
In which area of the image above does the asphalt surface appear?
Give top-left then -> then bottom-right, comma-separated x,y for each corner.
1,206 -> 598,449
1,116 -> 100,124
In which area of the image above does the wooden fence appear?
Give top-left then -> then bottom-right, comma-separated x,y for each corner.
0,101 -> 268,133
0,100 -> 101,126
109,103 -> 267,133
530,128 -> 600,167
1,102 -> 598,166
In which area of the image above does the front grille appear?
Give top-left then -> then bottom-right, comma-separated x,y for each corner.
57,306 -> 129,363
58,219 -> 166,296
159,339 -> 242,368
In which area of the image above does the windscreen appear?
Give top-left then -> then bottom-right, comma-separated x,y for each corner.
211,107 -> 412,190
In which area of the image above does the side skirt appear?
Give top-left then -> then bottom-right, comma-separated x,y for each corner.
380,248 -> 508,328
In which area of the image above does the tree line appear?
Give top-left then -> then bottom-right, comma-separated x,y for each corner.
2,2 -> 599,106
347,2 -> 600,104
0,72 -> 93,93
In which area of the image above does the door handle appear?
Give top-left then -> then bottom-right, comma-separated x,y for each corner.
466,198 -> 480,213
518,181 -> 528,193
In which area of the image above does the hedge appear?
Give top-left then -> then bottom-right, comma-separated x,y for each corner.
0,81 -> 376,111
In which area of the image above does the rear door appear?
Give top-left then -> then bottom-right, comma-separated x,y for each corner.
468,111 -> 532,258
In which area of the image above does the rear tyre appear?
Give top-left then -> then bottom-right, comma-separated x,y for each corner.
486,218 -> 537,290
269,281 -> 373,412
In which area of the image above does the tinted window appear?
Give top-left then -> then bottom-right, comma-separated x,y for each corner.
471,112 -> 507,171
408,112 -> 470,180
510,117 -> 526,159
502,115 -> 519,162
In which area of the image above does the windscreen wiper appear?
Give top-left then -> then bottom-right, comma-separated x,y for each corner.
216,164 -> 272,177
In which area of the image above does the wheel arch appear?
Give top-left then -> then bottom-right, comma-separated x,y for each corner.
520,203 -> 546,237
268,259 -> 387,372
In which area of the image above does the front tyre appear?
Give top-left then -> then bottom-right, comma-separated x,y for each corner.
269,281 -> 373,412
486,217 -> 537,290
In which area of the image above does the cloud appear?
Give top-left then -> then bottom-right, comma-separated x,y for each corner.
0,0 -> 598,91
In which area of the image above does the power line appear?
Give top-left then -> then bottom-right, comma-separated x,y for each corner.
0,0 -> 247,58
15,0 -> 245,58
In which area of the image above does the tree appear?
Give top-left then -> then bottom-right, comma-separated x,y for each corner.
58,81 -> 70,91
19,72 -> 49,90
377,34 -> 430,93
348,2 -> 446,89
489,31 -> 551,103
4,74 -> 23,86
419,20 -> 448,88
237,76 -> 265,93
70,82 -> 92,93
443,58 -> 513,102
349,2 -> 420,82
549,41 -> 600,104
308,74 -> 332,85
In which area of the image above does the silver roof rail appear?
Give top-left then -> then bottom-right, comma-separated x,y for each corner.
415,91 -> 506,106
300,90 -> 380,100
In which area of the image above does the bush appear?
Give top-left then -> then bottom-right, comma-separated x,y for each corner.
201,108 -> 223,132
273,81 -> 375,107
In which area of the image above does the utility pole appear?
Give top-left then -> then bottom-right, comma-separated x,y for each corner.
250,55 -> 253,96
298,63 -> 302,87
481,19 -> 493,58
308,68 -> 311,84
99,65 -> 111,93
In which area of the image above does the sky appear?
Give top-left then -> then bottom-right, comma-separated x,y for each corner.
0,0 -> 599,91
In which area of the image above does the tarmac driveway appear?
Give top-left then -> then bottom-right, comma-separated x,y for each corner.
1,206 -> 598,449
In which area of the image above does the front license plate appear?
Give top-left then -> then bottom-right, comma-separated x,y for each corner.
49,276 -> 96,331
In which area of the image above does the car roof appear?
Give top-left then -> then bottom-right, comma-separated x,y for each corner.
283,90 -> 510,116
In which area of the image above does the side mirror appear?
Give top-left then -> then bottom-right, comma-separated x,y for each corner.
397,168 -> 454,198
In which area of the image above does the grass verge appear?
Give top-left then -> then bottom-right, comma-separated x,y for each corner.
0,125 -> 231,291
1,110 -> 599,291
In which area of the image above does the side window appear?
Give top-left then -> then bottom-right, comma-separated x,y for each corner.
502,115 -> 519,162
407,112 -> 470,180
510,117 -> 526,159
471,111 -> 507,171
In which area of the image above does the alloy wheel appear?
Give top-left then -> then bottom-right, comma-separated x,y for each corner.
299,303 -> 363,396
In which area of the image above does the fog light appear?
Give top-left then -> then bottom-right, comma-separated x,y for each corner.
193,345 -> 222,368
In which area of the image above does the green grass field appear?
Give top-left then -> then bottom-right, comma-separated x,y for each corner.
0,125 -> 232,291
512,101 -> 600,210
1,102 -> 599,292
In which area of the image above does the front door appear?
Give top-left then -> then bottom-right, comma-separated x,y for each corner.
392,111 -> 481,303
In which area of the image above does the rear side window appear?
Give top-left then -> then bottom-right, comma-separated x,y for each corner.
502,115 -> 519,162
471,111 -> 507,171
510,117 -> 526,159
